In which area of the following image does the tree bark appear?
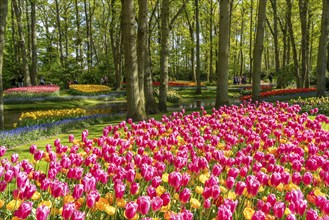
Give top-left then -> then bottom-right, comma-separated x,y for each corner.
317,0 -> 329,97
109,0 -> 122,91
30,0 -> 37,85
249,0 -> 254,84
195,0 -> 201,94
286,0 -> 300,88
137,0 -> 147,115
270,0 -> 280,84
12,0 -> 31,86
84,0 -> 91,70
209,0 -> 214,82
122,0 -> 147,121
55,0 -> 64,66
158,0 -> 170,112
215,0 -> 230,107
0,0 -> 9,130
298,0 -> 310,88
145,0 -> 159,114
251,0 -> 267,102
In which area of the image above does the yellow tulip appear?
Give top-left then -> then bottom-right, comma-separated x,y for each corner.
6,200 -> 22,211
243,207 -> 255,220
190,198 -> 201,209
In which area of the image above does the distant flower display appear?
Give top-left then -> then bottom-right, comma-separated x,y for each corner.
69,84 -> 111,94
241,88 -> 316,100
4,85 -> 60,97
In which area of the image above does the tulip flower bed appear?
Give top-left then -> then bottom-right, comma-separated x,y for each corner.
291,97 -> 329,116
154,88 -> 182,103
4,85 -> 60,98
16,108 -> 113,127
152,81 -> 205,87
1,102 -> 329,219
69,84 -> 111,95
241,88 -> 317,101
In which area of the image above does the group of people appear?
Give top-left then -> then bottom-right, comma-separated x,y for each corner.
10,75 -> 46,88
100,76 -> 109,85
233,75 -> 247,85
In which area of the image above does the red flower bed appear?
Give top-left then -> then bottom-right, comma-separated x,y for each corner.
5,85 -> 60,94
241,88 -> 316,100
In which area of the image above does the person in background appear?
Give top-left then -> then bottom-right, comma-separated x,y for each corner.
10,77 -> 17,87
39,76 -> 46,85
17,74 -> 24,87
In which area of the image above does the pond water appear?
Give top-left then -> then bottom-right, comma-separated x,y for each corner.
4,98 -> 241,129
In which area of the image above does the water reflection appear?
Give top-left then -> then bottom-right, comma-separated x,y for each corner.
4,98 -> 241,129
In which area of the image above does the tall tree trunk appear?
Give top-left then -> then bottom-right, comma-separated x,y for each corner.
110,0 -> 122,91
12,0 -> 31,86
239,6 -> 245,76
270,0 -> 280,83
0,0 -> 9,130
317,0 -> 329,97
286,0 -> 300,87
249,0 -> 254,83
25,0 -> 31,59
137,0 -> 147,115
251,0 -> 267,102
30,0 -> 37,85
298,0 -> 310,88
55,0 -> 63,66
122,0 -> 147,121
144,0 -> 159,114
215,0 -> 230,107
75,0 -> 83,65
84,0 -> 91,70
209,0 -> 214,82
195,0 -> 201,94
158,0 -> 169,112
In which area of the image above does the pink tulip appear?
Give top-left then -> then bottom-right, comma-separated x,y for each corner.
296,200 -> 307,215
151,197 -> 163,211
4,170 -> 14,182
306,209 -> 318,220
14,201 -> 33,219
16,172 -> 28,188
251,210 -> 265,220
179,188 -> 191,203
71,210 -> 85,220
82,174 -> 96,192
62,203 -> 76,220
217,204 -> 233,220
204,199 -> 211,209
125,202 -> 138,219
212,164 -> 223,176
235,181 -> 246,196
246,175 -> 260,196
286,214 -> 297,220
73,184 -> 84,200
137,196 -> 151,215
0,180 -> 7,192
69,134 -> 74,142
11,153 -> 19,163
0,146 -> 6,157
267,194 -> 277,206
36,205 -> 50,220
292,172 -> 302,185
226,177 -> 235,190
303,172 -> 313,185
86,190 -> 100,208
211,185 -> 221,199
114,182 -> 126,199
161,192 -> 171,206
273,202 -> 285,218
168,171 -> 182,189
30,145 -> 37,154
